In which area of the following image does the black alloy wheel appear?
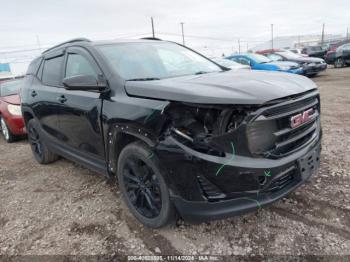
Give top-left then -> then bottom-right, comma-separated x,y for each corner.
117,141 -> 176,228
28,123 -> 43,159
26,119 -> 59,164
335,57 -> 345,68
123,156 -> 162,218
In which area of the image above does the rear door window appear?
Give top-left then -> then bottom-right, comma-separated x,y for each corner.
42,55 -> 64,86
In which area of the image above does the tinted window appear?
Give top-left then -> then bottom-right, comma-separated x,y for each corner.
267,54 -> 283,61
42,55 -> 64,86
37,59 -> 44,80
65,54 -> 97,78
239,57 -> 251,65
0,80 -> 23,96
27,57 -> 42,75
246,53 -> 271,63
343,44 -> 350,50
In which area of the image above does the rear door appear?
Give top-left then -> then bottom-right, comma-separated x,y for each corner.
29,51 -> 65,142
57,46 -> 105,162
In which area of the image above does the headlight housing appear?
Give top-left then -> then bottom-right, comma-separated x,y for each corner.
7,104 -> 22,116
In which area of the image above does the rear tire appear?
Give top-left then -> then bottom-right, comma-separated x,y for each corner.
0,117 -> 16,143
27,119 -> 59,164
334,57 -> 345,68
117,141 -> 176,228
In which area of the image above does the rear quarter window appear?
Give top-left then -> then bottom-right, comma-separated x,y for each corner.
26,57 -> 42,75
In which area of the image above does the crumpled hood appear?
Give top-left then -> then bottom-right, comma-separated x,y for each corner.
125,70 -> 317,105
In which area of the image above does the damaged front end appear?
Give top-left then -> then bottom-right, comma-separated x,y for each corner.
110,89 -> 321,222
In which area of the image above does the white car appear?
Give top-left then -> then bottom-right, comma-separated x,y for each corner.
212,58 -> 251,70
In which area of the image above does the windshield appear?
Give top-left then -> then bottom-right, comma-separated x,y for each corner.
246,53 -> 271,63
97,42 -> 222,80
278,50 -> 302,59
0,80 -> 23,97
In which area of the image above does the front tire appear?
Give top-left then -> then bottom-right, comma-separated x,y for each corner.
27,119 -> 59,164
0,117 -> 16,143
117,141 -> 176,228
334,57 -> 345,68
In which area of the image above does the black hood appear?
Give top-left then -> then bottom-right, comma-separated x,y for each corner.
125,70 -> 317,105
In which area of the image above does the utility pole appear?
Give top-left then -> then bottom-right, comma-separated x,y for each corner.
151,17 -> 155,38
180,22 -> 185,45
36,35 -> 41,52
246,42 -> 249,52
238,39 -> 241,54
271,24 -> 274,50
321,23 -> 325,45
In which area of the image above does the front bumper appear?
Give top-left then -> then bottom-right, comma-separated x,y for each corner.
285,68 -> 304,74
158,135 -> 321,223
303,64 -> 327,75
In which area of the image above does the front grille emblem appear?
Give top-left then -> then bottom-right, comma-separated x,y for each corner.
290,108 -> 314,128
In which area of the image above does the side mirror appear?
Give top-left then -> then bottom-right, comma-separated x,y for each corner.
62,75 -> 106,91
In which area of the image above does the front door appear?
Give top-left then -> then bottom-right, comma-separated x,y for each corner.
57,47 -> 105,161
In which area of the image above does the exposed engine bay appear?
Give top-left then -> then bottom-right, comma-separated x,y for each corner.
162,103 -> 256,156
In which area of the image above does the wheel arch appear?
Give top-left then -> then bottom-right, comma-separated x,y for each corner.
22,108 -> 35,126
106,123 -> 158,176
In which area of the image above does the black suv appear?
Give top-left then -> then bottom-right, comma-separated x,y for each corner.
22,38 -> 321,228
301,45 -> 327,58
334,43 -> 350,68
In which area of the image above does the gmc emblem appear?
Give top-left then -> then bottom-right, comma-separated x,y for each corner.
290,108 -> 314,128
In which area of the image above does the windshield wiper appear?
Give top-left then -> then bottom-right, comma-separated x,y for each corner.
127,77 -> 161,81
194,71 -> 212,75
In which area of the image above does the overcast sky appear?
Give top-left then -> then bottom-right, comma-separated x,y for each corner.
1,0 -> 350,74
1,0 -> 349,48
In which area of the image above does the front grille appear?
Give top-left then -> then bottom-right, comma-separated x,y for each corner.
247,91 -> 320,158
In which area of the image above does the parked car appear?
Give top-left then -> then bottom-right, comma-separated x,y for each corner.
211,58 -> 250,70
0,79 -> 26,142
287,48 -> 308,57
22,38 -> 321,228
301,45 -> 327,58
324,39 -> 350,65
258,49 -> 327,77
226,53 -> 303,74
333,43 -> 350,68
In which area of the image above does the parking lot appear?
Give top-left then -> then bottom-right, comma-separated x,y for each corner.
0,67 -> 349,257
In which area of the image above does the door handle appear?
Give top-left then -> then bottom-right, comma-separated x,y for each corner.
57,95 -> 67,103
31,90 -> 37,97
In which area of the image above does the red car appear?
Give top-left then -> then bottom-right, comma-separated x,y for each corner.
0,79 -> 26,142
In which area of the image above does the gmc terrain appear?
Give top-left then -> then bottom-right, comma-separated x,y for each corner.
22,38 -> 321,228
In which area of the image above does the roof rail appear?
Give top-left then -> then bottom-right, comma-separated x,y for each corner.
42,38 -> 91,54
